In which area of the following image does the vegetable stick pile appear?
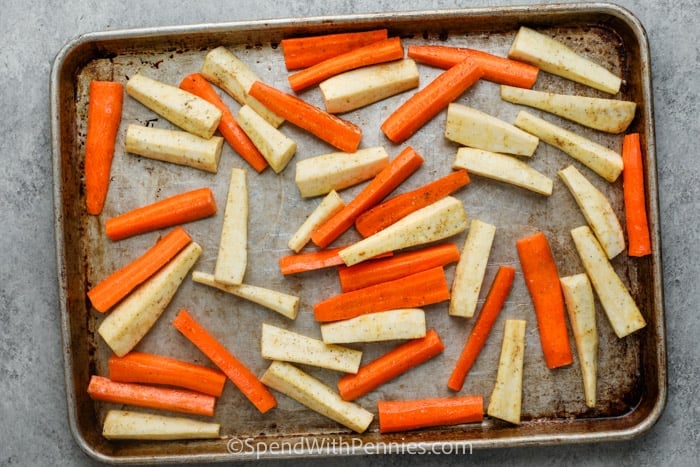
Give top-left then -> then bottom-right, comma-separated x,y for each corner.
81,25 -> 652,441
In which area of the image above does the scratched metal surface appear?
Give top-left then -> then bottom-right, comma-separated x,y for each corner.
51,3 -> 665,463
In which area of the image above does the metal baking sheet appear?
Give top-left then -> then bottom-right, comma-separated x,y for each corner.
51,2 -> 666,463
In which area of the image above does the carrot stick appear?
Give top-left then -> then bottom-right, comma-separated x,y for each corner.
337,329 -> 444,401
516,232 -> 573,369
88,227 -> 192,312
378,395 -> 483,433
622,133 -> 652,257
337,243 -> 460,292
281,29 -> 389,70
85,80 -> 123,215
380,57 -> 483,144
179,73 -> 268,173
105,187 -> 217,241
288,37 -> 405,92
314,266 -> 450,322
354,169 -> 470,237
172,309 -> 277,413
87,375 -> 216,417
279,247 -> 392,275
108,351 -> 227,397
447,265 -> 516,391
247,81 -> 362,153
311,146 -> 424,248
408,45 -> 539,89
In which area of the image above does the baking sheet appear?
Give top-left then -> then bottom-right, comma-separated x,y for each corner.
51,3 -> 666,463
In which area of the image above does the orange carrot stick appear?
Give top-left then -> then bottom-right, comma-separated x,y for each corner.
314,266 -> 450,322
447,265 -> 516,391
354,169 -> 470,237
85,80 -> 123,215
281,29 -> 389,71
288,37 -> 405,92
108,351 -> 227,397
311,146 -> 424,248
622,133 -> 652,257
516,232 -> 573,369
88,227 -> 192,312
179,73 -> 268,173
247,81 -> 362,153
408,45 -> 539,89
337,329 -> 444,401
279,247 -> 392,275
380,57 -> 483,144
337,243 -> 460,292
378,395 -> 484,433
87,375 -> 216,416
172,309 -> 277,413
105,187 -> 217,241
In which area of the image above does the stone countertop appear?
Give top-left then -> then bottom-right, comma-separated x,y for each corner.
1,0 -> 697,465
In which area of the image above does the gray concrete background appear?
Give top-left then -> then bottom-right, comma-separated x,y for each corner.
1,0 -> 698,465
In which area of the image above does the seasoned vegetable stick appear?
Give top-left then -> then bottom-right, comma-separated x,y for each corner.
125,73 -> 222,139
500,85 -> 635,133
98,242 -> 202,357
514,110 -> 623,182
449,219 -> 497,318
295,147 -> 389,198
192,271 -> 299,320
560,273 -> 598,408
508,26 -> 622,94
559,165 -> 625,259
201,46 -> 284,127
570,226 -> 646,338
102,410 -> 221,440
125,124 -> 223,173
260,323 -> 362,373
445,103 -> 539,157
214,168 -> 247,286
487,319 -> 526,425
261,361 -> 374,433
453,147 -> 553,196
320,59 -> 420,113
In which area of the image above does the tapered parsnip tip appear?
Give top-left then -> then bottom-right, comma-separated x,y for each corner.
513,110 -> 623,182
560,273 -> 598,408
500,85 -> 636,134
338,196 -> 468,267
453,147 -> 553,196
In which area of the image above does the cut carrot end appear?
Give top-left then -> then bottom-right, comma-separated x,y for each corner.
85,80 -> 124,215
337,329 -> 445,401
179,73 -> 268,172
314,266 -> 450,322
310,146 -> 424,248
105,187 -> 217,241
447,265 -> 516,391
622,133 -> 652,257
108,351 -> 227,397
87,227 -> 192,312
381,57 -> 483,144
378,395 -> 483,433
516,232 -> 573,369
87,375 -> 216,417
172,309 -> 277,413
